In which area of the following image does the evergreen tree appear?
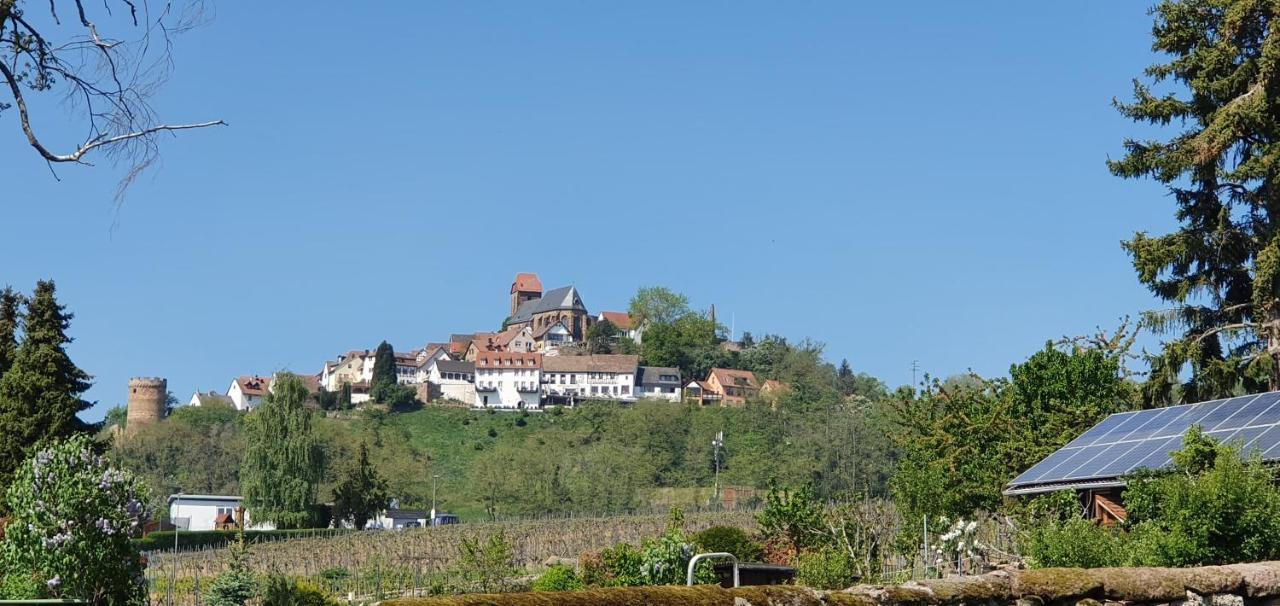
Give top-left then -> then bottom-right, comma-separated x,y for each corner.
1112,0 -> 1280,402
0,280 -> 93,489
0,287 -> 20,380
332,442 -> 389,530
370,341 -> 397,402
339,382 -> 353,410
240,373 -> 323,528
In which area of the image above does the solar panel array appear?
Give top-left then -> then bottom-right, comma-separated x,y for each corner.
1007,391 -> 1280,492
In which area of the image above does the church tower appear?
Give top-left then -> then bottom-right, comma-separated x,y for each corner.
510,273 -> 543,316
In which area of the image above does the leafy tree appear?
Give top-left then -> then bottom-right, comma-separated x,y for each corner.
0,280 -> 93,490
241,373 -> 324,529
0,287 -> 20,380
331,442 -> 388,530
640,314 -> 722,378
1002,344 -> 1136,474
586,319 -> 621,354
628,287 -> 691,328
112,407 -> 243,514
1112,0 -> 1280,401
370,341 -> 397,402
0,434 -> 149,605
103,405 -> 128,430
338,383 -> 353,410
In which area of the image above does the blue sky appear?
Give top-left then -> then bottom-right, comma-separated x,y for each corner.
3,2 -> 1176,420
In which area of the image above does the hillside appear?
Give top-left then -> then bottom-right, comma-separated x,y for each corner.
113,397 -> 894,522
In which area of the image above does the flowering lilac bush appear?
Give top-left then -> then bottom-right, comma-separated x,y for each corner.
0,434 -> 151,605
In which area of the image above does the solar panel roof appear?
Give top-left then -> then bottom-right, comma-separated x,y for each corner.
1004,391 -> 1280,495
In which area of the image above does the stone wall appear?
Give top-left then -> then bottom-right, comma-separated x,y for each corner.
382,561 -> 1280,606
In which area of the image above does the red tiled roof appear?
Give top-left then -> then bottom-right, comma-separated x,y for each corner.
708,368 -> 759,391
599,311 -> 631,330
475,351 -> 543,369
511,272 -> 542,294
235,375 -> 272,397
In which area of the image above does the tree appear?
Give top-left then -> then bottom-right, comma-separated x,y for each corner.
628,287 -> 690,328
1,1 -> 223,196
0,287 -> 20,380
331,442 -> 388,530
370,341 -> 397,403
240,373 -> 323,529
0,280 -> 93,490
338,382 -> 353,410
586,319 -> 621,354
1112,0 -> 1280,401
0,434 -> 150,605
203,532 -> 256,606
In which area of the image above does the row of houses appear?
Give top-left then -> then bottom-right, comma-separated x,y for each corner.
190,273 -> 780,411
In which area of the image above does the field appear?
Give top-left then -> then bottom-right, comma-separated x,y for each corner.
145,510 -> 755,604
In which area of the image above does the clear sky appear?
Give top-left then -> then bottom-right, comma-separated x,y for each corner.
3,2 -> 1178,420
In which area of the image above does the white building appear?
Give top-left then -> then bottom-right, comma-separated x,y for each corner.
542,354 -> 639,404
474,351 -> 542,409
368,508 -> 430,529
227,376 -> 271,411
188,391 -> 234,408
413,346 -> 452,383
425,358 -> 476,405
533,321 -> 575,351
636,366 -> 683,402
168,494 -> 274,531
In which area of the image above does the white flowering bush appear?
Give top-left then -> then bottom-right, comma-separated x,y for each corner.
0,435 -> 151,605
930,517 -> 985,575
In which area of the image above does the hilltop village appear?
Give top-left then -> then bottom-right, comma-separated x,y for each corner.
181,273 -> 787,413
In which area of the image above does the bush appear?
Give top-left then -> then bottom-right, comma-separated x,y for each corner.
693,526 -> 764,563
0,435 -> 150,605
531,565 -> 584,592
581,543 -> 644,587
204,532 -> 256,606
756,482 -> 824,549
450,532 -> 515,593
1023,517 -> 1125,569
261,575 -> 341,606
794,547 -> 859,590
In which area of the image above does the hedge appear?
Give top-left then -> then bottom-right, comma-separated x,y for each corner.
133,528 -> 353,552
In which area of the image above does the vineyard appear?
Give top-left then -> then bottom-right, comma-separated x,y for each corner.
144,511 -> 755,605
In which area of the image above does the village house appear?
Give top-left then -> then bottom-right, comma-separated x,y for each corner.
474,351 -> 543,409
227,375 -> 271,411
503,272 -> 592,342
413,345 -> 453,383
636,366 -> 682,402
533,319 -> 575,351
596,311 -> 638,340
168,494 -> 274,531
321,350 -> 372,391
424,358 -> 477,405
395,350 -> 421,384
461,333 -> 498,362
188,390 -> 233,408
542,354 -> 639,404
685,368 -> 766,406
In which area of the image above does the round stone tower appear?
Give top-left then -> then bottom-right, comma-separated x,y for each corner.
125,377 -> 167,433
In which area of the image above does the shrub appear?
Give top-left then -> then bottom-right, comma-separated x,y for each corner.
204,533 -> 256,606
450,532 -> 515,593
756,482 -> 824,549
0,435 -> 150,605
794,547 -> 859,590
531,565 -> 584,592
261,575 -> 341,606
1023,516 -> 1126,569
637,512 -> 717,586
693,526 -> 764,562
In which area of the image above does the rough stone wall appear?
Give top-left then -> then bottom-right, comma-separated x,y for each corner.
125,376 -> 167,434
382,561 -> 1280,606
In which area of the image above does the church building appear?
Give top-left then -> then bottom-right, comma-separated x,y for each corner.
503,273 -> 592,341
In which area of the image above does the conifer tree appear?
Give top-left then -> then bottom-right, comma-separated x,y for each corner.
332,442 -> 389,530
0,287 -> 21,380
370,341 -> 397,402
1113,0 -> 1280,402
0,280 -> 93,488
240,373 -> 323,528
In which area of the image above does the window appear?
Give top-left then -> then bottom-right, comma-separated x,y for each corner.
622,386 -> 630,395
217,507 -> 235,516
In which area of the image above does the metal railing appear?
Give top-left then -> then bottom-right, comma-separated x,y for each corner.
687,552 -> 738,587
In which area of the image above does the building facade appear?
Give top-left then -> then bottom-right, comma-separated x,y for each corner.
474,351 -> 543,409
425,358 -> 476,405
168,494 -> 273,531
636,366 -> 682,402
503,273 -> 592,342
542,354 -> 639,404
228,376 -> 271,411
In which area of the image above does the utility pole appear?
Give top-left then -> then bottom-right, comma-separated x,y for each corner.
711,431 -> 724,508
430,474 -> 440,525
911,360 -> 920,388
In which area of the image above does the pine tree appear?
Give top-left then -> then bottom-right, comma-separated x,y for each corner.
370,340 -> 397,402
339,382 -> 353,410
1112,0 -> 1280,402
0,287 -> 21,380
240,373 -> 323,528
332,442 -> 388,530
0,280 -> 93,488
